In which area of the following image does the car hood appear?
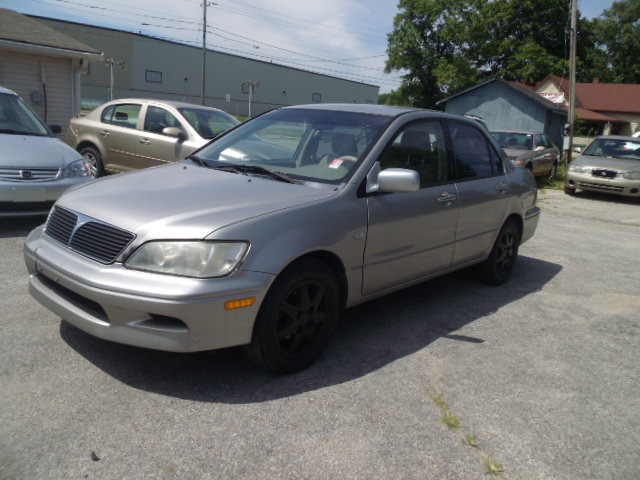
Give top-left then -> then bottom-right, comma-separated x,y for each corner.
0,134 -> 81,169
575,155 -> 640,171
502,147 -> 532,159
56,163 -> 337,239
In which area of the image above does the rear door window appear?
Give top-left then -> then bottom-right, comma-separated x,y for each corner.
448,122 -> 502,180
101,104 -> 142,129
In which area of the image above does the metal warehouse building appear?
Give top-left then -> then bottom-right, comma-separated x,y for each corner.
33,16 -> 380,116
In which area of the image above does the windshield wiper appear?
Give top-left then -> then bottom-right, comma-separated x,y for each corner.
213,164 -> 299,184
187,154 -> 209,168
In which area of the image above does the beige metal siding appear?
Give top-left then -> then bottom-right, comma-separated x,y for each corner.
0,50 -> 73,130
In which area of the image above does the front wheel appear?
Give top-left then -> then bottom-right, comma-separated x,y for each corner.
243,258 -> 341,374
564,185 -> 576,195
475,219 -> 520,286
548,161 -> 558,179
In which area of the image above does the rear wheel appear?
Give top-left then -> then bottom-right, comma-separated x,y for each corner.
79,146 -> 104,177
475,219 -> 520,286
243,258 -> 341,374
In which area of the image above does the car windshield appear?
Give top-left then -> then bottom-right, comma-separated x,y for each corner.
192,108 -> 392,184
0,93 -> 50,136
491,132 -> 533,150
178,108 -> 240,139
583,138 -> 640,160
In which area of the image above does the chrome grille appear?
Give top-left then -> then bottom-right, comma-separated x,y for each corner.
0,167 -> 60,181
45,206 -> 135,264
591,169 -> 617,179
577,181 -> 624,192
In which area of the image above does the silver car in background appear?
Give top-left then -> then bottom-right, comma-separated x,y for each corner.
25,104 -> 540,373
565,135 -> 640,197
0,86 -> 92,217
491,130 -> 560,178
65,98 -> 239,176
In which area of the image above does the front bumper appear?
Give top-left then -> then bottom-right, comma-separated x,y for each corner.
0,176 -> 92,217
566,172 -> 640,197
24,226 -> 274,352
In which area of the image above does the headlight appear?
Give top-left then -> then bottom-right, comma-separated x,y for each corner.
66,158 -> 91,177
125,241 -> 249,278
569,163 -> 590,174
509,157 -> 524,165
622,171 -> 640,180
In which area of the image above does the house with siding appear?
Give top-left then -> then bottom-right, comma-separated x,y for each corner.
436,77 -> 568,147
0,9 -> 102,130
535,74 -> 640,137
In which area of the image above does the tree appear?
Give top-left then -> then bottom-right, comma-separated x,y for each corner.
590,0 -> 640,83
385,0 -> 593,107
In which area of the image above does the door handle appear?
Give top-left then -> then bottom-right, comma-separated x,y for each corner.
437,192 -> 457,203
139,138 -> 151,145
496,182 -> 509,193
99,130 -> 109,136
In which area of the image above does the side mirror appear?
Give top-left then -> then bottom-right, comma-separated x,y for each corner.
48,124 -> 62,134
367,166 -> 420,194
534,145 -> 545,152
573,147 -> 582,154
162,127 -> 186,140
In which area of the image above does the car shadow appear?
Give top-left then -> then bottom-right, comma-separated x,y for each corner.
59,255 -> 562,403
571,190 -> 640,204
0,217 -> 46,238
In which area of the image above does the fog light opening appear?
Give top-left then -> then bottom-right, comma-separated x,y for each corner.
630,188 -> 639,194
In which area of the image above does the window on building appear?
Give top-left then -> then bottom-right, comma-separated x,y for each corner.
145,70 -> 162,84
312,93 -> 321,103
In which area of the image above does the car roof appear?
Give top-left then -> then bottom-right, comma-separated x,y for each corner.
594,135 -> 640,141
102,98 -> 228,111
281,103 -> 419,117
0,86 -> 18,96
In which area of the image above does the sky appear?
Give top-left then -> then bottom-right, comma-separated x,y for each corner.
3,0 -> 616,93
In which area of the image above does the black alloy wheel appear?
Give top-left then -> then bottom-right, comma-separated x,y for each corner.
243,258 -> 340,374
475,219 -> 520,286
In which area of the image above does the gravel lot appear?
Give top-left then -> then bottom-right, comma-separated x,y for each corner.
1,189 -> 639,480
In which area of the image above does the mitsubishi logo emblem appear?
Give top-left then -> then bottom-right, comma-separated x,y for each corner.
20,170 -> 33,179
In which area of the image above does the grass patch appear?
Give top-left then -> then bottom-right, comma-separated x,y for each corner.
463,432 -> 480,447
539,161 -> 568,190
441,411 -> 461,430
483,455 -> 505,475
432,394 -> 449,410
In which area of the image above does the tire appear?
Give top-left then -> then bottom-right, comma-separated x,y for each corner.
79,146 -> 104,177
564,185 -> 576,195
243,258 -> 341,374
548,161 -> 558,179
475,219 -> 520,286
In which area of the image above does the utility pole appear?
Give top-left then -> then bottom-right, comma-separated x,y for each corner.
105,58 -> 124,101
201,1 -> 208,105
245,80 -> 260,117
567,0 -> 578,163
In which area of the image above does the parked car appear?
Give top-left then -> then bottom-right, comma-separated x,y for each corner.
565,135 -> 640,197
25,104 -> 540,373
0,86 -> 92,217
491,130 -> 560,177
65,98 -> 240,176
463,114 -> 489,130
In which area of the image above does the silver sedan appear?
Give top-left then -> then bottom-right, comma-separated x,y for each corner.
25,104 -> 540,373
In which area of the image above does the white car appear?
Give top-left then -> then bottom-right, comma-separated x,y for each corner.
0,86 -> 92,217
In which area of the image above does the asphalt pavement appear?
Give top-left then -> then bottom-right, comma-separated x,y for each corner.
1,189 -> 639,479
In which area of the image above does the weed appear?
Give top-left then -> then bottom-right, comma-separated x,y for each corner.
464,433 -> 480,447
441,412 -> 460,430
432,394 -> 449,410
483,455 -> 505,475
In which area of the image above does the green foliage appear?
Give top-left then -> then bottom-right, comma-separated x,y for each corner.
378,88 -> 413,106
385,0 -> 640,108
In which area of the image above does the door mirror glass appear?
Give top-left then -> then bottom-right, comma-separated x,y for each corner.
534,145 -> 546,152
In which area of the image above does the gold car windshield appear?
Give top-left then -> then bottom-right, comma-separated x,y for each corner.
195,108 -> 392,184
583,138 -> 640,161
